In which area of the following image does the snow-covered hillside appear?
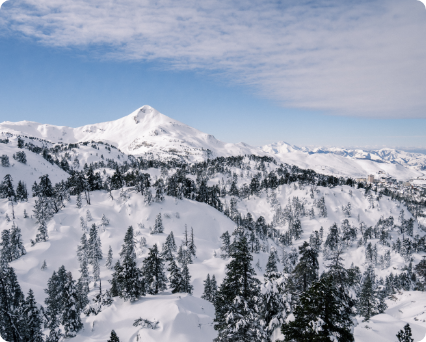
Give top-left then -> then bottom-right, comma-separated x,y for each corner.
1,105 -> 425,180
1,152 -> 426,341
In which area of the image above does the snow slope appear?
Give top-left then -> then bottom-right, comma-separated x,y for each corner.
2,175 -> 426,341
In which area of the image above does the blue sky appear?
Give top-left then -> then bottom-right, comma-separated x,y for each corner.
0,0 -> 426,149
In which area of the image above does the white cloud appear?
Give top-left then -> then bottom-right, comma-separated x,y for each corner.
1,0 -> 426,117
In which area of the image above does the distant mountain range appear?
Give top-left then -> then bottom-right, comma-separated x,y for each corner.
1,105 -> 425,180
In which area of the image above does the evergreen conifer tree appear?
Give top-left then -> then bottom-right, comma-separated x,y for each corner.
61,271 -> 83,337
152,213 -> 164,234
0,228 -> 12,265
22,289 -> 44,342
108,330 -> 120,342
101,214 -> 110,227
106,245 -> 114,269
281,274 -> 354,342
142,244 -> 167,294
220,231 -> 231,258
189,227 -> 196,258
35,221 -> 49,243
16,181 -> 28,202
10,223 -> 26,260
396,323 -> 414,342
214,235 -> 266,341
110,226 -> 144,301
181,262 -> 193,294
357,270 -> 380,321
162,231 -> 177,262
88,224 -> 103,266
76,192 -> 82,208
202,274 -> 212,301
293,241 -> 319,292
0,266 -> 26,342
168,259 -> 184,293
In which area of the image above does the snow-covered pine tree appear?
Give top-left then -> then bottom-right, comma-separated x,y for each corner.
214,235 -> 266,341
357,268 -> 380,321
261,253 -> 289,337
80,216 -> 87,231
10,223 -> 26,262
76,192 -> 82,208
144,188 -> 152,206
86,209 -> 93,222
0,266 -> 27,342
292,241 -> 319,292
77,233 -> 88,264
16,181 -> 28,202
151,213 -> 164,234
41,260 -> 47,270
291,218 -> 303,240
35,221 -> 49,243
44,267 -> 68,339
396,323 -> 414,342
78,254 -> 90,296
33,196 -> 53,225
110,226 -> 144,301
168,259 -> 184,293
220,231 -> 231,258
181,261 -> 193,294
108,330 -> 120,342
106,245 -> 114,269
88,224 -> 103,266
201,274 -> 212,301
61,271 -> 83,337
317,196 -> 327,217
0,228 -> 11,265
189,227 -> 196,258
210,275 -> 218,303
142,243 -> 167,295
162,231 -> 177,262
101,214 -> 110,227
22,289 -> 44,342
281,274 -> 354,342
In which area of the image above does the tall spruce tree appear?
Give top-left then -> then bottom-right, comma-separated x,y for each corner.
61,271 -> 83,337
214,235 -> 267,341
142,244 -> 167,295
261,257 -> 288,337
189,227 -> 197,258
10,223 -> 26,260
293,241 -> 319,292
0,266 -> 26,342
168,259 -> 184,293
106,245 -> 114,269
22,289 -> 44,342
357,268 -> 380,321
110,226 -> 144,301
202,274 -> 212,301
281,274 -> 354,342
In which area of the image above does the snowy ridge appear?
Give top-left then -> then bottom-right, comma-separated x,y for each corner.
0,105 -> 260,161
1,105 -> 425,179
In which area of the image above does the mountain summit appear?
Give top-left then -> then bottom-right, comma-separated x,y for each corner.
0,105 -> 258,160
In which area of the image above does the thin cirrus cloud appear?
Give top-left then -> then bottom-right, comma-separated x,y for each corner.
1,0 -> 426,118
